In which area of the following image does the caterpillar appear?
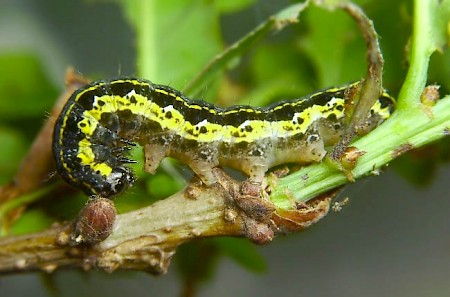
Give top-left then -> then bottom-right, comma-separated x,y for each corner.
53,78 -> 395,198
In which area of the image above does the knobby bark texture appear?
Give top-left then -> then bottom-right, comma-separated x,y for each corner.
0,167 -> 331,275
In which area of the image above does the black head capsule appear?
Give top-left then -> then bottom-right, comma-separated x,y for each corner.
95,166 -> 136,198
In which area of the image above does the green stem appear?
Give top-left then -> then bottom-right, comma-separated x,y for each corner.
396,0 -> 434,111
270,96 -> 450,209
136,0 -> 157,78
270,0 -> 450,210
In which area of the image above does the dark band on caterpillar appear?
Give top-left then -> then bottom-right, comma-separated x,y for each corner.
52,78 -> 395,198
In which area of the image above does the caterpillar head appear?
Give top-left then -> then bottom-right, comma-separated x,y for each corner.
79,166 -> 135,198
97,166 -> 135,198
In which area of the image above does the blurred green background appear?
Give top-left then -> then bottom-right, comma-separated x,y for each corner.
1,0 -> 450,296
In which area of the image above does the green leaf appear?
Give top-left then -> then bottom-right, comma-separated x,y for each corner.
0,185 -> 58,235
239,43 -> 316,107
301,5 -> 364,87
397,0 -> 450,110
10,209 -> 54,235
118,0 -> 222,88
0,54 -> 58,119
146,172 -> 183,199
0,126 -> 27,184
271,0 -> 450,209
431,0 -> 450,51
214,0 -> 256,13
182,1 -> 311,96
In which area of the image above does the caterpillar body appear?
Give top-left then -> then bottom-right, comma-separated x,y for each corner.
53,78 -> 395,198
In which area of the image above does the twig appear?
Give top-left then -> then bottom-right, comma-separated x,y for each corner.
328,1 -> 384,162
0,169 -> 331,275
1,0 -> 448,277
270,0 -> 450,208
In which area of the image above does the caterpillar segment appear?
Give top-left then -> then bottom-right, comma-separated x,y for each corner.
53,78 -> 395,198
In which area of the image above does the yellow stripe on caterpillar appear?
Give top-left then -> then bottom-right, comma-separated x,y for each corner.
52,78 -> 395,197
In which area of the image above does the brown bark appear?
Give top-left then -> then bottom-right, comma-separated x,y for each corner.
0,168 -> 331,275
